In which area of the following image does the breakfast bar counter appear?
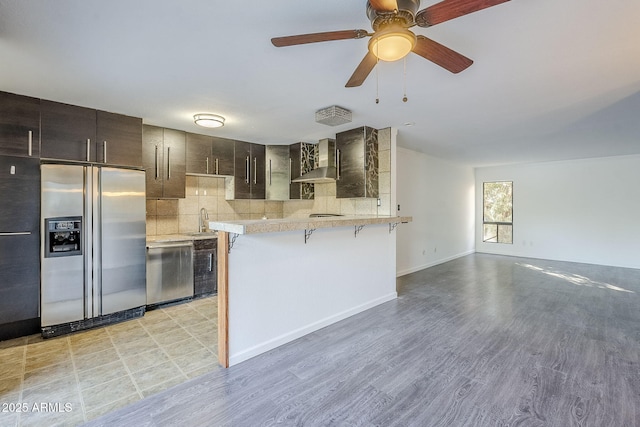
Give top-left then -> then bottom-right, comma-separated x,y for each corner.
209,215 -> 412,235
208,215 -> 411,367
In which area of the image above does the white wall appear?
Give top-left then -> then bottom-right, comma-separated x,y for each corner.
228,225 -> 397,366
475,154 -> 640,269
396,147 -> 476,276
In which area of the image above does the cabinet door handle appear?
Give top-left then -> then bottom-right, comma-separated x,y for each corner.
154,145 -> 159,179
86,139 -> 91,162
167,147 -> 171,180
103,141 -> 107,163
215,158 -> 219,175
208,253 -> 213,272
245,156 -> 250,184
289,157 -> 293,184
28,130 -> 33,157
206,157 -> 210,174
336,148 -> 341,180
254,157 -> 257,184
268,159 -> 272,185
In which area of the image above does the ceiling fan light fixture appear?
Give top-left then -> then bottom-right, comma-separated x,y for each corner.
368,25 -> 416,62
194,113 -> 225,128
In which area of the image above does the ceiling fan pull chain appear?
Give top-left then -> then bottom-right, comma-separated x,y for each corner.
403,57 -> 408,103
376,52 -> 380,104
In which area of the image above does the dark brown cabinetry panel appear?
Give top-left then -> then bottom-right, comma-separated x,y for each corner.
233,140 -> 251,199
162,129 -> 186,198
143,125 -> 164,198
0,91 -> 40,158
336,126 -> 379,199
211,137 -> 235,176
96,111 -> 142,167
186,133 -> 236,176
143,125 -> 185,199
40,100 -> 97,162
186,133 -> 212,174
0,156 -> 40,340
194,238 -> 217,296
251,143 -> 266,199
2,92 -> 142,167
231,141 -> 265,199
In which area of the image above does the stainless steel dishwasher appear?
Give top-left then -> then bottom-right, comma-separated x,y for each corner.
146,241 -> 194,305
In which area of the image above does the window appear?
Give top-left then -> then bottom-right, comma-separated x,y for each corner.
483,181 -> 513,244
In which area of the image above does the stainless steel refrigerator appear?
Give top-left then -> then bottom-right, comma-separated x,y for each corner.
41,163 -> 146,336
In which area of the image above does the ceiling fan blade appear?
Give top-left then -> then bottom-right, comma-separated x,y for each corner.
412,35 -> 473,73
415,0 -> 510,27
271,29 -> 368,47
369,0 -> 399,12
346,52 -> 378,87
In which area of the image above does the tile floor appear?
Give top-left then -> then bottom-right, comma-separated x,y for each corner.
0,296 -> 218,427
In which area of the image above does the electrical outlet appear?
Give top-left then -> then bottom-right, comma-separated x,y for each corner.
397,204 -> 400,211
377,198 -> 381,207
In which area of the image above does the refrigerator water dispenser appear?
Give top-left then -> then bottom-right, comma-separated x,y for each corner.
44,217 -> 82,257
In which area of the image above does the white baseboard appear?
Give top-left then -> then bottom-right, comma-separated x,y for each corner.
396,250 -> 475,277
229,292 -> 398,367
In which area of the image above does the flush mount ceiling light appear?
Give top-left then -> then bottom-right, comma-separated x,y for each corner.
368,23 -> 416,62
194,114 -> 225,128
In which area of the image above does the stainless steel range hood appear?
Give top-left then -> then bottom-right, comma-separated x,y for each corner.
292,138 -> 336,183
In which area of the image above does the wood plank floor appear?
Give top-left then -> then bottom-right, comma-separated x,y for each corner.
83,254 -> 640,426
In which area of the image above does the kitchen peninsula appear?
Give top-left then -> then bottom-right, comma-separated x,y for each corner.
209,214 -> 411,367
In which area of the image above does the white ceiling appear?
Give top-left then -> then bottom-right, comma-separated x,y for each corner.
1,0 -> 639,167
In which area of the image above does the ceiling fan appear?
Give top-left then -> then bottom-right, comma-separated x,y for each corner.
271,0 -> 510,87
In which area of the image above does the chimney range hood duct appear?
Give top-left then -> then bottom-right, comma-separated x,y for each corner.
292,138 -> 336,183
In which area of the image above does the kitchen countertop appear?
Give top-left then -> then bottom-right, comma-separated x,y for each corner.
146,232 -> 218,245
208,215 -> 412,235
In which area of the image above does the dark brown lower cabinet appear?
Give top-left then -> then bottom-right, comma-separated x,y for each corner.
0,156 -> 40,340
194,238 -> 217,296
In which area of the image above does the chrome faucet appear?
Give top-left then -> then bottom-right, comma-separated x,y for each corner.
199,208 -> 209,232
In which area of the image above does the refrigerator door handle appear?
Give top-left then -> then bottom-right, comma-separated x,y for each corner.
28,130 -> 33,156
92,166 -> 102,317
84,166 -> 92,319
154,145 -> 159,179
167,147 -> 171,180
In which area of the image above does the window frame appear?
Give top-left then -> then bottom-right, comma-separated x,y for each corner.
482,181 -> 513,244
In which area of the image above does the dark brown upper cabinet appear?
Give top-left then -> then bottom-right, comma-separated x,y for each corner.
229,141 -> 265,199
40,100 -> 97,162
211,136 -> 235,176
143,125 -> 186,199
41,99 -> 142,167
186,133 -> 235,176
0,91 -> 40,158
186,133 -> 212,175
336,126 -> 379,199
96,111 -> 142,167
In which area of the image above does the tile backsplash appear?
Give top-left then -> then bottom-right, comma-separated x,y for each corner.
146,128 -> 392,236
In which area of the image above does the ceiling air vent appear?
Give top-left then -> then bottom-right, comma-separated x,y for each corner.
315,105 -> 352,126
